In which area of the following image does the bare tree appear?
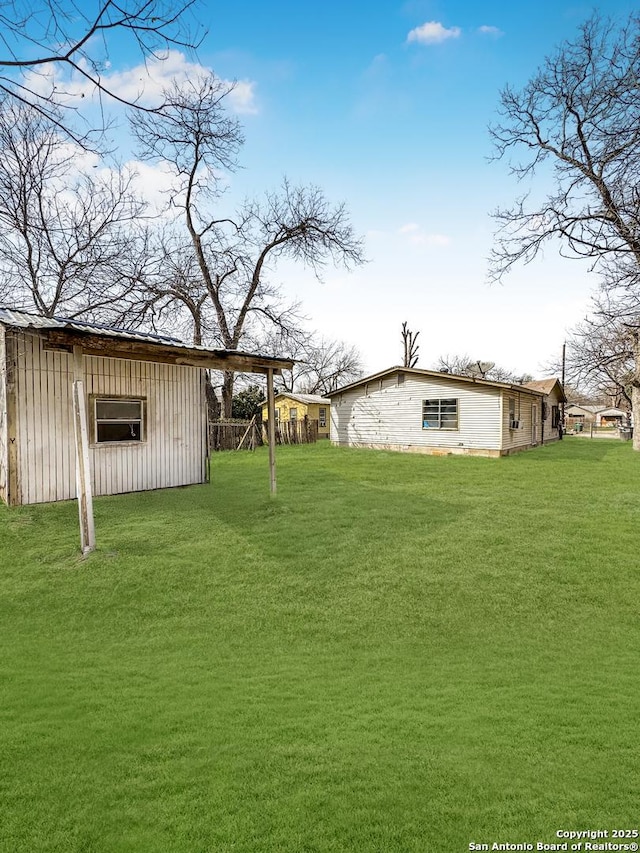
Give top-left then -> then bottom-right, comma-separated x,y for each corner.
434,353 -> 475,376
489,12 -> 640,446
262,329 -> 363,395
556,313 -> 635,408
401,321 -> 419,368
130,73 -> 365,416
0,98 -> 149,319
0,0 -> 202,146
434,354 -> 532,384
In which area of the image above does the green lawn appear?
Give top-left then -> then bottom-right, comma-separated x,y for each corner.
1,438 -> 638,852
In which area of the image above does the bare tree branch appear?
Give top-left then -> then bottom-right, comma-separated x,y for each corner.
0,0 -> 204,147
401,321 -> 419,368
489,11 -> 640,445
129,75 -> 365,416
0,97 -> 150,319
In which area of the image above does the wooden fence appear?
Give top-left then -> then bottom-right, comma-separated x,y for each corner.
265,417 -> 319,445
209,416 -> 319,451
209,418 -> 263,451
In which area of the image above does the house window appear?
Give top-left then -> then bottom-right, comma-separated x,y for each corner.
93,397 -> 145,443
551,406 -> 560,428
319,407 -> 327,428
290,408 -> 298,422
422,399 -> 458,430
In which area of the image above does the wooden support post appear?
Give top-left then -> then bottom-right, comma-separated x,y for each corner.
72,347 -> 95,554
266,368 -> 277,495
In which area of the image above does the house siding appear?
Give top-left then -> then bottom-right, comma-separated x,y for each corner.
262,395 -> 331,438
331,374 -> 504,454
500,390 -> 541,453
8,330 -> 207,505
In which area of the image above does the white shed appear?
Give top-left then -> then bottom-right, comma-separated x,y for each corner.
330,367 -> 566,457
0,309 -> 292,507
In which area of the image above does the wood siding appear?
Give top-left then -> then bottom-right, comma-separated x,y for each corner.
331,374 -> 504,454
0,325 -> 7,502
331,372 -> 551,457
500,390 -> 537,453
7,330 -> 207,505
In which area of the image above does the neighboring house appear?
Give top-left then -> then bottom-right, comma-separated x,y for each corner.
329,367 -> 566,457
565,404 -> 601,429
565,404 -> 628,430
261,392 -> 331,438
597,407 -> 627,427
0,309 -> 292,506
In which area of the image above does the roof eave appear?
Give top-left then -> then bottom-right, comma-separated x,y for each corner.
37,327 -> 294,374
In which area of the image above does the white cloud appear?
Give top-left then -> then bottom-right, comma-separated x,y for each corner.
398,223 -> 452,247
99,52 -> 258,115
23,51 -> 258,115
227,79 -> 258,115
478,25 -> 504,38
125,160 -> 182,214
407,21 -> 461,45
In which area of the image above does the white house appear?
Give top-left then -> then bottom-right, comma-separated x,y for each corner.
329,367 -> 566,457
0,309 -> 292,507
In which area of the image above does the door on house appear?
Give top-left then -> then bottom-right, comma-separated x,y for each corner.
532,404 -> 538,444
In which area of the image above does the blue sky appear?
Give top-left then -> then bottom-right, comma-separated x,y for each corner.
187,0 -> 637,376
29,0 -> 640,375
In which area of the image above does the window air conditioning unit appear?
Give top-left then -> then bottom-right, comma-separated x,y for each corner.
510,419 -> 520,429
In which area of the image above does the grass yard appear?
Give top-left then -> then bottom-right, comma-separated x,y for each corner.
1,438 -> 639,852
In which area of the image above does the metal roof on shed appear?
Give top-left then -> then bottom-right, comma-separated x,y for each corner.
0,307 -> 294,372
0,308 -> 186,345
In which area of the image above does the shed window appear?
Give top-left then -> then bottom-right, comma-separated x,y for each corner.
551,406 -> 560,428
290,408 -> 298,422
94,398 -> 145,443
319,407 -> 327,427
422,399 -> 458,430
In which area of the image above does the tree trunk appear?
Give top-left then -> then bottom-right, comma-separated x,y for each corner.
205,375 -> 221,421
221,370 -> 235,419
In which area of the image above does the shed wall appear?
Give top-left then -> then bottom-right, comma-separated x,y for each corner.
10,330 -> 207,505
331,374 -> 503,453
0,325 -> 7,502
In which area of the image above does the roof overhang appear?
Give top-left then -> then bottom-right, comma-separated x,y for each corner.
0,308 -> 294,374
17,325 -> 293,375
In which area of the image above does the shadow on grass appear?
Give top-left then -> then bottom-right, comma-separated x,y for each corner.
205,448 -> 473,567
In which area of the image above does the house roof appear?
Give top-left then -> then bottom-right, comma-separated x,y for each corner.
566,404 -> 604,414
329,365 -> 562,398
598,407 -> 626,416
521,378 -> 567,402
0,308 -> 294,375
268,392 -> 330,405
